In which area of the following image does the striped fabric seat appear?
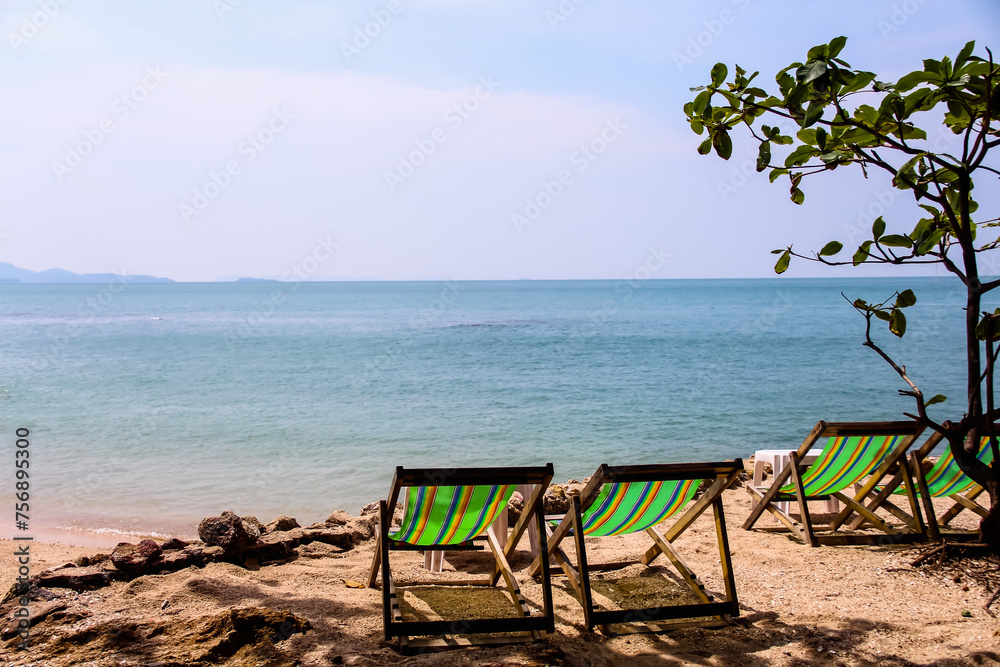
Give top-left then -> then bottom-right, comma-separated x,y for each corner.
896,436 -> 994,497
580,479 -> 699,537
390,484 -> 514,546
778,434 -> 904,497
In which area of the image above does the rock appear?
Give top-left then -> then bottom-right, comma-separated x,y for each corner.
195,607 -> 311,663
298,542 -> 341,559
0,600 -> 68,639
360,501 -> 403,524
507,491 -> 524,526
198,511 -> 259,553
324,510 -> 352,526
202,546 -> 225,561
303,526 -> 358,551
161,537 -> 188,551
34,566 -> 111,591
346,515 -> 377,542
543,484 -> 571,514
244,531 -> 299,562
241,515 -> 266,535
111,540 -> 163,575
73,553 -> 110,567
266,515 -> 300,533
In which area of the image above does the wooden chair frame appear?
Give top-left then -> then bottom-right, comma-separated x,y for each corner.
848,431 -> 990,540
367,464 -> 555,654
529,461 -> 743,636
743,421 -> 925,546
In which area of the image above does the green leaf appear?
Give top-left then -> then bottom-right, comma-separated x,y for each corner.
756,141 -> 771,172
790,187 -> 805,205
853,241 -> 872,266
890,309 -> 907,337
797,60 -> 827,85
768,168 -> 788,183
880,234 -> 914,248
784,145 -> 816,168
872,217 -> 886,240
815,126 -> 827,151
895,71 -> 932,92
955,41 -> 975,67
711,62 -> 728,87
925,394 -> 947,407
895,289 -> 917,308
697,137 -> 713,155
713,130 -> 733,160
803,100 -> 825,128
819,241 -> 843,256
692,89 -> 712,115
828,36 -> 847,58
774,250 -> 791,274
874,310 -> 891,322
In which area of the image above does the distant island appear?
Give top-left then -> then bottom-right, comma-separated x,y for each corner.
235,277 -> 279,283
0,262 -> 173,284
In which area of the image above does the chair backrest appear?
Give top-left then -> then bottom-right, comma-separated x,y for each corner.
384,464 -> 554,547
391,485 -> 514,546
574,461 -> 742,537
900,436 -> 994,497
779,432 -> 909,496
580,479 -> 699,537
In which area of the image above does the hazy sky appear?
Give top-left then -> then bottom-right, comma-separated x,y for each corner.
2,0 -> 998,281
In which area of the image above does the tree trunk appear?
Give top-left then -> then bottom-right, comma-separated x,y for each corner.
981,480 -> 1000,548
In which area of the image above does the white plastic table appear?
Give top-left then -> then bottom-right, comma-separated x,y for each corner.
753,449 -> 839,513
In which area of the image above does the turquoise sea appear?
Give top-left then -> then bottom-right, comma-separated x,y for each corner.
0,278 -> 984,541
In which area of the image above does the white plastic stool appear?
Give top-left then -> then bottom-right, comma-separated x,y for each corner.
752,449 -> 839,513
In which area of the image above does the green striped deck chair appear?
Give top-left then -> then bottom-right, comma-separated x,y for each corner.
854,432 -> 994,540
743,421 -> 925,546
528,461 -> 743,635
367,464 -> 554,654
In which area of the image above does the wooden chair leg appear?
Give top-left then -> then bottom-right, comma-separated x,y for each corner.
788,451 -> 817,547
570,496 -> 595,629
368,534 -> 382,589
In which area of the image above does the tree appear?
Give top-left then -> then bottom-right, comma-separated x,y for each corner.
685,37 -> 1000,546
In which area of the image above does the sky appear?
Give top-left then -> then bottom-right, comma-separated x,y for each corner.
1,0 -> 998,282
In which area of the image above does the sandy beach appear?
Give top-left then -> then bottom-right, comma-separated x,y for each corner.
2,472 -> 997,667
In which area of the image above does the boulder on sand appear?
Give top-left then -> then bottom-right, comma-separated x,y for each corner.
198,511 -> 260,553
111,539 -> 162,575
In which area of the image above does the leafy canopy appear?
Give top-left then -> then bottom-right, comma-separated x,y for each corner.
684,38 -> 1000,339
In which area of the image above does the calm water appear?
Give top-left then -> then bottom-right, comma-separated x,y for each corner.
0,278 -> 983,539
